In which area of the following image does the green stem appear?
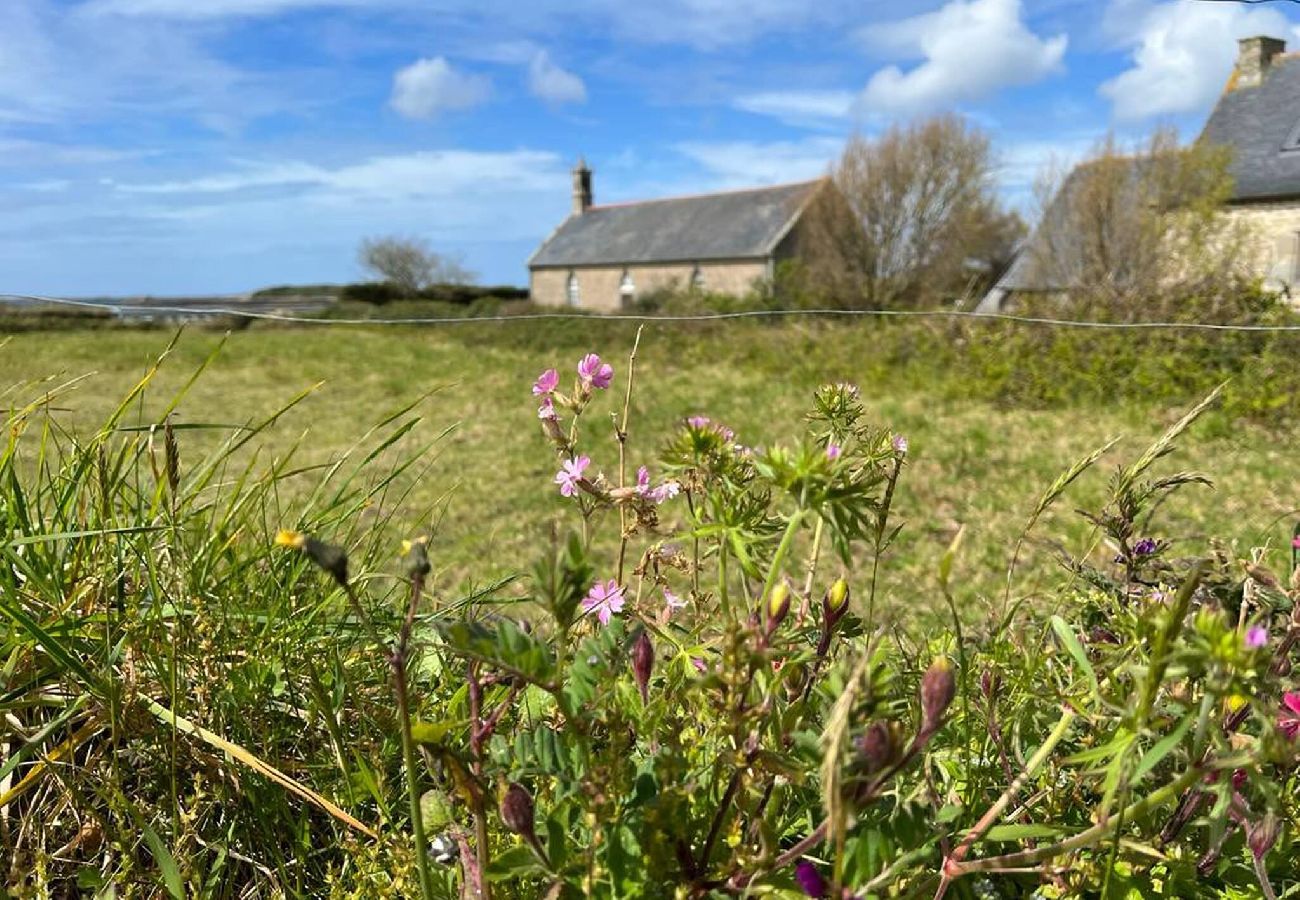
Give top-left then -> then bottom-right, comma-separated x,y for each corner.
394,655 -> 436,900
759,507 -> 806,612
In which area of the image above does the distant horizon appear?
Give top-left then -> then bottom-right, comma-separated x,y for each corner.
4,0 -> 1300,295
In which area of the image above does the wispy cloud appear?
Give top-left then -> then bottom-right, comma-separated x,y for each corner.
734,90 -> 856,128
674,138 -> 840,188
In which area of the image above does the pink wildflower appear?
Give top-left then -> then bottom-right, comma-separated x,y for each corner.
537,396 -> 557,420
1292,536 -> 1300,550
581,578 -> 625,625
687,415 -> 711,428
691,657 -> 708,674
663,587 -> 687,614
1280,693 -> 1300,740
577,353 -> 614,390
554,455 -> 590,497
718,425 -> 735,443
826,443 -> 842,461
636,466 -> 651,495
893,435 -> 909,456
532,368 -> 559,396
648,481 -> 680,504
1246,625 -> 1269,649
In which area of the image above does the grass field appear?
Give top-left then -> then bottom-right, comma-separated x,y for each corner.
3,319 -> 1294,624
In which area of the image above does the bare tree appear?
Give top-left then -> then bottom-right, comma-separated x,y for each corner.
796,115 -> 1024,308
1024,128 -> 1251,319
358,236 -> 476,295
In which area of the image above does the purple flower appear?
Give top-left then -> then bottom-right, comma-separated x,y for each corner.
1246,625 -> 1269,649
581,578 -> 625,625
537,396 -> 558,420
835,382 -> 859,397
794,860 -> 828,898
1133,538 -> 1158,557
718,425 -> 735,443
825,443 -> 842,461
577,353 -> 614,390
636,465 -> 651,495
649,481 -> 680,504
691,657 -> 708,674
663,587 -> 687,614
687,415 -> 711,428
892,434 -> 908,456
532,368 -> 559,396
554,455 -> 590,497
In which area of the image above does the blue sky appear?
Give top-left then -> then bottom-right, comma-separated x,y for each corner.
2,0 -> 1299,295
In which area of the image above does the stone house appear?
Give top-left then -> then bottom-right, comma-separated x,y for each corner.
980,34 -> 1300,311
528,160 -> 827,310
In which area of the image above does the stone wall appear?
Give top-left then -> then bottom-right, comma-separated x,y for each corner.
530,260 -> 770,310
1223,200 -> 1300,286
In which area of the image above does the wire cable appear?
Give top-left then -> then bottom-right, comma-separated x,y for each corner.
5,292 -> 1300,333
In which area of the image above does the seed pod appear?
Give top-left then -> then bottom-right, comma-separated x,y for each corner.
822,578 -> 850,629
500,783 -> 537,840
632,630 -> 654,704
920,657 -> 956,734
765,581 -> 791,635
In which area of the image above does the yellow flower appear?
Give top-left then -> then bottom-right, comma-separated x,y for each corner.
275,529 -> 305,549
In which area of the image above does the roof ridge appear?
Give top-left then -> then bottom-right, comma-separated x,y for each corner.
587,177 -> 824,211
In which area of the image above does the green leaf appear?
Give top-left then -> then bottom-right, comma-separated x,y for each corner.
1051,615 -> 1098,698
138,819 -> 185,899
1132,712 -> 1195,782
485,845 -> 543,881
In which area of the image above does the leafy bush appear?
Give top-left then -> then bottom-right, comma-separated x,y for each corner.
5,340 -> 1299,898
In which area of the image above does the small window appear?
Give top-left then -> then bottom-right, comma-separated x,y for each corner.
690,266 -> 706,291
566,272 -> 580,307
1282,120 -> 1300,153
619,270 -> 635,308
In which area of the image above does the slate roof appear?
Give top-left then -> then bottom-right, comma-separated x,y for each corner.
1201,53 -> 1300,202
529,179 -> 823,268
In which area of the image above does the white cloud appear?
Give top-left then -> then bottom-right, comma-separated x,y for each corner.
390,57 -> 492,119
674,138 -> 841,188
527,51 -> 587,105
113,149 -> 561,198
859,0 -> 1067,115
734,90 -> 856,127
1099,1 -> 1295,121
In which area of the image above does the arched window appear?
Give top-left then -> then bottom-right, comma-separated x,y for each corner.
619,270 -> 635,308
566,272 -> 580,307
690,266 -> 706,291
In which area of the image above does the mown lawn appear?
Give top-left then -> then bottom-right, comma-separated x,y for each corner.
2,320 -> 1294,623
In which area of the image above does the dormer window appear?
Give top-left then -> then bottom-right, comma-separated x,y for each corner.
619,270 -> 635,308
1283,120 -> 1300,154
566,272 -> 580,307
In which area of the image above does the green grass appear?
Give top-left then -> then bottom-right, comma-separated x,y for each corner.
0,320 -> 1293,620
4,319 -> 1297,897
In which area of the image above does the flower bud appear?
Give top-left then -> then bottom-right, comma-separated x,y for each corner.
1248,812 -> 1280,861
401,536 -> 431,579
632,630 -> 654,704
979,667 -> 1001,700
822,578 -> 850,629
500,783 -> 537,840
277,530 -> 349,589
794,860 -> 828,899
856,721 -> 900,775
765,581 -> 792,635
542,415 -> 566,445
920,657 -> 956,734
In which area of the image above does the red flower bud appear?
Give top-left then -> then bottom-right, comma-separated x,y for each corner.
1248,812 -> 1280,861
920,657 -> 956,734
856,721 -> 900,775
979,667 -> 1001,700
500,783 -> 537,841
632,630 -> 654,704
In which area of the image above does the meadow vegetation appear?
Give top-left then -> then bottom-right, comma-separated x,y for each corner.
3,320 -> 1299,897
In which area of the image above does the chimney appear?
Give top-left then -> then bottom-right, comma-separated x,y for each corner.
1236,36 -> 1286,88
572,157 -> 592,215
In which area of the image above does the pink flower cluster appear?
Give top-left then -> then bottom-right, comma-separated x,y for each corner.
686,415 -> 735,443
636,465 -> 681,505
